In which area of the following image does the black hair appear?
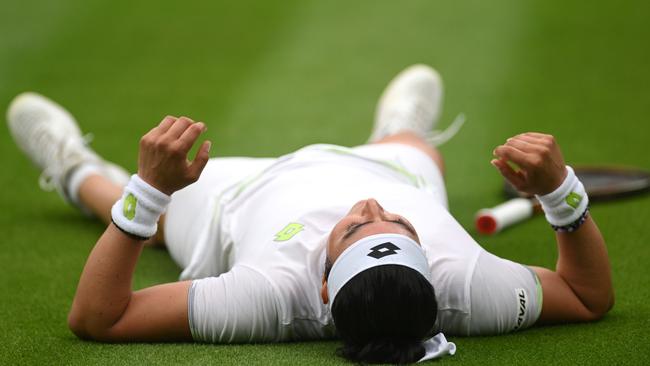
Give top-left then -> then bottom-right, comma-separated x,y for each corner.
329,264 -> 437,364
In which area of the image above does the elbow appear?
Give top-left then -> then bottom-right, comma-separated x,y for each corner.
583,293 -> 615,322
599,289 -> 616,318
67,307 -> 111,341
584,308 -> 610,322
67,309 -> 90,340
605,291 -> 615,313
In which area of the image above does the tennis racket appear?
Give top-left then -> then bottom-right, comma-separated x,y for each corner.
475,166 -> 650,235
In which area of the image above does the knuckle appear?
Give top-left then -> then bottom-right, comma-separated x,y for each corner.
543,135 -> 555,145
170,145 -> 185,156
153,138 -> 166,149
141,135 -> 157,148
184,171 -> 198,182
538,146 -> 550,156
531,157 -> 543,167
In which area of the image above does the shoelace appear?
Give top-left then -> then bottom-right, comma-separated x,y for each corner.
426,113 -> 466,146
378,101 -> 467,146
38,132 -> 95,192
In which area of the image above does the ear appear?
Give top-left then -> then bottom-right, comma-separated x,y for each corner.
321,278 -> 329,304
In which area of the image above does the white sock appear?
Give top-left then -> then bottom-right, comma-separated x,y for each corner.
66,162 -> 104,208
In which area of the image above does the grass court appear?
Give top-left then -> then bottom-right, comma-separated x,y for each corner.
1,0 -> 649,364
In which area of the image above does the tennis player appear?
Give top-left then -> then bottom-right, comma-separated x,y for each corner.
7,65 -> 614,364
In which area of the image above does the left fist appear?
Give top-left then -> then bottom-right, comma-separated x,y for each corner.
491,132 -> 567,196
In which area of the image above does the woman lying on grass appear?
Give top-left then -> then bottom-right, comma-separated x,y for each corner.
8,65 -> 613,364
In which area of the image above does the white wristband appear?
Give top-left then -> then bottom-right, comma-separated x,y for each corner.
111,175 -> 171,239
535,166 -> 589,227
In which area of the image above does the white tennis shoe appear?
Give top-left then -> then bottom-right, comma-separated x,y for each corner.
7,92 -> 129,204
369,64 -> 464,146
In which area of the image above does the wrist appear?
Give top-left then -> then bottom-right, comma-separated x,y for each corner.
535,166 -> 589,229
110,175 -> 171,240
551,208 -> 590,233
136,171 -> 174,195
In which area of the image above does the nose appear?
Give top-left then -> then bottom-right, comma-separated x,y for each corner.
361,198 -> 384,218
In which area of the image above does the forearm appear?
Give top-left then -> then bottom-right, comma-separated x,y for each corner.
555,216 -> 614,315
68,224 -> 144,338
68,116 -> 209,341
493,133 -> 615,323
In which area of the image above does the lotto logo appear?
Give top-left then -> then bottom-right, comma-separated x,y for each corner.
565,192 -> 583,209
367,242 -> 401,259
123,193 -> 137,221
274,223 -> 304,241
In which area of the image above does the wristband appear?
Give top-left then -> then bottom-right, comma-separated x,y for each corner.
535,166 -> 589,228
111,175 -> 171,240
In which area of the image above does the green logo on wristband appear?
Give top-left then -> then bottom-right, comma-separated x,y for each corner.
565,192 -> 582,209
124,193 -> 137,220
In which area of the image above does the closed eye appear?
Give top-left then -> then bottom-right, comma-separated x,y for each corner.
345,221 -> 368,234
342,218 -> 416,240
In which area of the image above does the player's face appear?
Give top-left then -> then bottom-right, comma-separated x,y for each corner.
321,198 -> 421,304
326,198 -> 421,264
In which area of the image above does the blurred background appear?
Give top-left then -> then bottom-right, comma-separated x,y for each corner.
1,0 -> 649,364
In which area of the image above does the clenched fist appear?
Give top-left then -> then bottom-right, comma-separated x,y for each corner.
137,116 -> 211,195
491,132 -> 567,196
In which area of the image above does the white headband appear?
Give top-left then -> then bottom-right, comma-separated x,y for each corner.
326,233 -> 456,362
327,233 -> 432,305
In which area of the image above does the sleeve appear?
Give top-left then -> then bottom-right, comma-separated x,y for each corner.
188,265 -> 280,343
468,250 -> 543,335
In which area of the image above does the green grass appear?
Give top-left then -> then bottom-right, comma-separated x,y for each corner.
1,0 -> 649,364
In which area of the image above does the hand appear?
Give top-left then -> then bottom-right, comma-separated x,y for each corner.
137,116 -> 211,195
491,132 -> 567,196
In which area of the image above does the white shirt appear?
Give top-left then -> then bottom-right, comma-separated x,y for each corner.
186,144 -> 541,343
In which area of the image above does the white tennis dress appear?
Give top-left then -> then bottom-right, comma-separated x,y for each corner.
163,143 -> 542,343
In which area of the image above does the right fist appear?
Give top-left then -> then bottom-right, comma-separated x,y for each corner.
137,116 -> 211,195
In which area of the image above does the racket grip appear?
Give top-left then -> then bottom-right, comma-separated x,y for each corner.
475,198 -> 535,235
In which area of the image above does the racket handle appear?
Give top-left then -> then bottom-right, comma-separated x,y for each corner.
475,198 -> 535,235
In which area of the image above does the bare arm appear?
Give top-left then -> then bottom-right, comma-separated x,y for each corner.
492,132 -> 614,323
68,116 -> 211,341
68,224 -> 192,341
531,216 -> 613,322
